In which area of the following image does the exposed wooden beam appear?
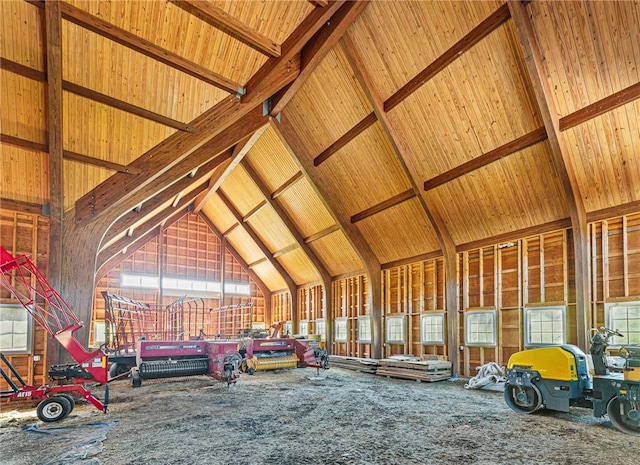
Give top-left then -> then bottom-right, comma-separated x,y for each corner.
269,0 -> 370,116
382,250 -> 443,270
559,81 -> 640,131
169,0 -> 281,58
98,190 -> 200,267
74,0 -> 345,224
272,171 -> 304,199
1,58 -> 194,132
193,129 -> 268,214
457,218 -> 572,253
423,126 -> 547,191
314,112 -> 377,166
243,160 -> 332,286
217,190 -> 298,301
58,1 -> 242,94
509,0 -> 590,349
341,34 -> 458,369
102,150 -> 234,246
586,200 -> 640,224
95,226 -> 161,283
0,198 -> 46,216
199,214 -> 272,305
384,3 -> 511,112
350,189 -> 416,223
1,133 -> 140,174
272,119 -> 381,358
222,223 -> 240,236
248,257 -> 268,267
304,225 -> 340,244
45,0 -> 63,293
242,200 -> 268,222
308,0 -> 328,7
272,243 -> 299,259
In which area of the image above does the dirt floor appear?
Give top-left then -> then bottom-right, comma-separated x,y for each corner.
1,367 -> 638,465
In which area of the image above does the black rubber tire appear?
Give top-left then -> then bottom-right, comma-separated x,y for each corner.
55,393 -> 75,413
37,396 -> 72,422
504,383 -> 543,414
607,397 -> 640,436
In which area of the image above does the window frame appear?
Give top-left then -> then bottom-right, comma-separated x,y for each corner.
315,318 -> 326,342
357,317 -> 371,343
299,319 -> 309,337
0,304 -> 33,354
464,310 -> 497,347
606,302 -> 640,347
524,306 -> 566,347
335,318 -> 348,342
420,313 -> 445,345
385,315 -> 406,344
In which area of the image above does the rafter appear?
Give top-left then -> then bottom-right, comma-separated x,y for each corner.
271,171 -> 304,199
304,225 -> 340,244
384,3 -> 511,112
350,189 -> 416,223
0,198 -> 45,216
96,226 -> 161,282
243,159 -> 332,285
57,1 -> 242,94
242,200 -> 268,222
269,0 -> 370,116
314,112 -> 377,166
509,0 -> 590,349
169,0 -> 281,58
559,81 -> 640,131
423,127 -> 547,191
1,133 -> 141,174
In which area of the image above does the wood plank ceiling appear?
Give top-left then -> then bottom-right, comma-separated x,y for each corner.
1,0 -> 639,295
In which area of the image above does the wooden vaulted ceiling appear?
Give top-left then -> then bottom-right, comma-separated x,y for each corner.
1,0 -> 639,295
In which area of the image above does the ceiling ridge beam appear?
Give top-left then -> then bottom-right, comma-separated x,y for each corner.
314,112 -> 377,167
1,58 -> 196,132
384,3 -> 511,112
169,0 -> 281,58
350,189 -> 416,223
102,148 -> 235,245
57,1 -> 242,94
243,160 -> 332,284
423,126 -> 547,191
509,0 -> 590,349
269,0 -> 370,116
1,133 -> 141,174
559,81 -> 640,131
271,171 -> 304,199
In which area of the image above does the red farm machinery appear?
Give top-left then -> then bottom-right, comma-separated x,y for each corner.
0,246 -> 109,422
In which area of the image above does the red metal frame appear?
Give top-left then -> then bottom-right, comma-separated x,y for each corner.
0,246 -> 108,414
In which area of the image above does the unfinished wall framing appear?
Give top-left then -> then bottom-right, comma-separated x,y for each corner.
331,275 -> 370,358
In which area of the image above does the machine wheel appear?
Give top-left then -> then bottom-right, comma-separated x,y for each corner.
55,393 -> 75,413
131,368 -> 142,388
504,383 -> 543,413
37,396 -> 72,422
607,397 -> 640,436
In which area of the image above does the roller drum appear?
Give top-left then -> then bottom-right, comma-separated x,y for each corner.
139,358 -> 209,379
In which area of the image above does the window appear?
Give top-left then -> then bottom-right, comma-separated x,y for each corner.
607,303 -> 640,345
465,310 -> 496,346
224,283 -> 251,296
524,306 -> 565,346
284,321 -> 292,337
315,319 -> 326,342
121,273 -> 159,289
421,313 -> 445,344
0,305 -> 32,354
299,320 -> 309,337
386,316 -> 406,344
93,321 -> 106,345
335,318 -> 348,342
358,317 -> 371,343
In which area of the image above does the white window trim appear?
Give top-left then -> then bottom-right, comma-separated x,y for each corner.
420,313 -> 445,345
335,317 -> 348,342
0,304 -> 33,354
465,310 -> 497,347
315,318 -> 326,342
358,316 -> 371,343
385,315 -> 406,344
606,301 -> 640,347
299,319 -> 309,337
524,306 -> 566,347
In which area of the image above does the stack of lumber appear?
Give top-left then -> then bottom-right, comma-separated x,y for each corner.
376,355 -> 452,382
329,355 -> 379,374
